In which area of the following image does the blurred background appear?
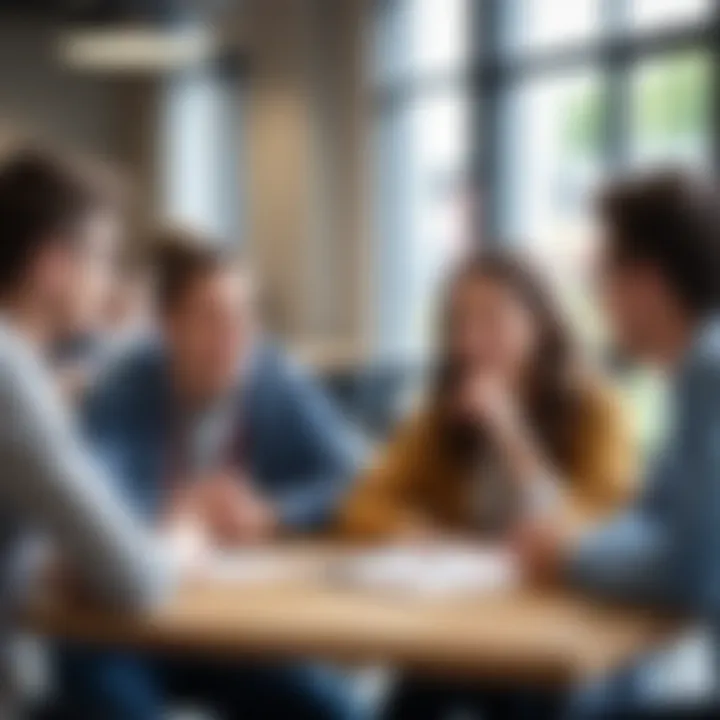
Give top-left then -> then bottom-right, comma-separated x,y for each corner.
0,0 -> 714,439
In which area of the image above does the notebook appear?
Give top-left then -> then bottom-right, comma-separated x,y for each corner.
329,544 -> 519,599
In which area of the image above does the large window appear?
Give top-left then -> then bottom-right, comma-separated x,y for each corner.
487,0 -> 717,278
630,50 -> 711,168
374,0 -> 718,443
484,0 -> 716,448
162,66 -> 242,244
374,0 -> 717,360
485,0 -> 717,445
373,0 -> 472,360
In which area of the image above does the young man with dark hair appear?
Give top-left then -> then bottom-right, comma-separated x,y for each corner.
55,228 -> 364,719
0,147 -> 184,708
518,171 -> 720,717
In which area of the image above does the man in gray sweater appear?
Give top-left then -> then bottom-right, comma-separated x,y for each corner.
0,148 -> 178,630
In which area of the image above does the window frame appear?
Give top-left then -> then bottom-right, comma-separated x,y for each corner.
371,0 -> 720,359
473,0 -> 720,239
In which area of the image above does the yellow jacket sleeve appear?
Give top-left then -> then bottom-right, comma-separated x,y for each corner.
339,412 -> 439,541
563,380 -> 638,522
340,380 -> 637,539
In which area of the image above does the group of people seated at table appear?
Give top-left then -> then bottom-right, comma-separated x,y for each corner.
0,143 -> 718,719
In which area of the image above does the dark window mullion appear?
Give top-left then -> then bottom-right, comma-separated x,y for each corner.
372,71 -> 471,107
481,24 -> 712,84
601,62 -> 631,173
711,0 -> 720,174
601,0 -> 631,171
475,0 -> 505,241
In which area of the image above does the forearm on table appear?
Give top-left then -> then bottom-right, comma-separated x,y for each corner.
8,410 -> 175,610
565,511 -> 675,604
37,455 -> 176,610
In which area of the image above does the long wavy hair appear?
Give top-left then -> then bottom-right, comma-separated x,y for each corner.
433,249 -> 583,475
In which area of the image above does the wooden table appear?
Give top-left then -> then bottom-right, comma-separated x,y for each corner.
23,546 -> 682,687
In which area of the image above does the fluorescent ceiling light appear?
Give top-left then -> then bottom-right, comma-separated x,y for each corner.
57,26 -> 216,73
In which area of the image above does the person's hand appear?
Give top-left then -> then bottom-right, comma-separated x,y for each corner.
511,518 -> 579,586
160,485 -> 212,568
456,374 -> 522,442
394,517 -> 443,544
194,471 -> 278,547
161,480 -> 207,530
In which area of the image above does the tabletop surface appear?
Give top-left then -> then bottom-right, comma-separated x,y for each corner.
23,545 -> 682,686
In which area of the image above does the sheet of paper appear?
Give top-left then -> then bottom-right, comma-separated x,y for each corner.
203,549 -> 316,585
330,545 -> 519,599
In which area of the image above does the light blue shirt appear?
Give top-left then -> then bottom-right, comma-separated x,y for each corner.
569,316 -> 720,620
0,320 -> 175,615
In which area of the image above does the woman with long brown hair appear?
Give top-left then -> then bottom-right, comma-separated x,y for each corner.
341,249 -> 636,719
342,248 -> 635,545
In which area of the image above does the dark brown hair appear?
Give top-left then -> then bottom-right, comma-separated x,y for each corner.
0,146 -> 120,294
150,226 -> 234,313
599,170 -> 720,317
434,249 -> 581,472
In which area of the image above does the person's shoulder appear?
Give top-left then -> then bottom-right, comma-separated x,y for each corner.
686,317 -> 720,377
572,370 -> 631,438
575,370 -> 625,414
247,340 -> 317,391
672,319 -> 720,430
0,321 -> 39,371
380,401 -> 446,455
255,340 -> 293,373
670,317 -> 720,406
0,324 -> 56,408
0,322 -> 61,402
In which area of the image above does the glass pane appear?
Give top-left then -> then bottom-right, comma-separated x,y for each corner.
630,51 -> 711,169
411,0 -> 469,76
501,71 -> 603,247
375,91 -> 471,357
499,71 -> 604,342
502,0 -> 601,55
631,0 -> 711,32
163,70 -> 228,238
374,0 -> 469,86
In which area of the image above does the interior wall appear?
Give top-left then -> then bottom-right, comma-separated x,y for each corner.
0,9 -> 371,365
0,20 -> 125,158
0,18 -> 159,243
244,0 -> 369,367
244,0 -> 316,340
306,0 -> 370,364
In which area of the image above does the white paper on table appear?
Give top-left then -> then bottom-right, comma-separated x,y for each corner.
330,545 -> 519,599
203,549 -> 314,585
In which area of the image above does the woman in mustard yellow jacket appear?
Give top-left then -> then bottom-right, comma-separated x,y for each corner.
341,250 -> 636,720
342,250 -> 635,541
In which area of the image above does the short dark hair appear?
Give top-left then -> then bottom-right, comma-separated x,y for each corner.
0,146 -> 120,294
599,170 -> 720,316
150,227 -> 235,313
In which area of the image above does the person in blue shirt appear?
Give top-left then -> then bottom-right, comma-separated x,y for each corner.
518,171 -> 720,718
52,228 -> 364,719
